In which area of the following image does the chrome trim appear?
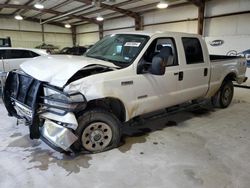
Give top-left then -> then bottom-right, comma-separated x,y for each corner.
13,101 -> 32,119
41,119 -> 78,151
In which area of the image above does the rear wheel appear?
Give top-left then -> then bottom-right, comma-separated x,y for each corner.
72,108 -> 121,153
212,80 -> 234,108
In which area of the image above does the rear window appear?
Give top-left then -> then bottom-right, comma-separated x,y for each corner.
182,37 -> 204,64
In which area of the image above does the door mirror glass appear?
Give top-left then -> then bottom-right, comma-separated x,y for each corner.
149,56 -> 166,75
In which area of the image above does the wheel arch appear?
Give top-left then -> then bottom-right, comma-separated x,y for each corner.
223,72 -> 237,82
85,97 -> 127,123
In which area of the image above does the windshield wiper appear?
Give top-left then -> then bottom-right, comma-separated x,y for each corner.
87,55 -> 127,68
87,55 -> 118,64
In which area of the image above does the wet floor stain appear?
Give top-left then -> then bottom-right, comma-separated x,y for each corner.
166,121 -> 177,126
119,120 -> 178,153
188,107 -> 214,117
25,147 -> 92,175
119,133 -> 148,153
10,132 -> 22,138
7,135 -> 92,174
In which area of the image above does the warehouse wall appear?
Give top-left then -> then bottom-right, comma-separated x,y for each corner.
76,24 -> 99,45
0,18 -> 72,49
76,4 -> 198,45
76,0 -> 250,46
204,0 -> 250,77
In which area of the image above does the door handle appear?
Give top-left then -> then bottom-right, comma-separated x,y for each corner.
179,71 -> 184,81
174,71 -> 184,81
204,68 -> 208,77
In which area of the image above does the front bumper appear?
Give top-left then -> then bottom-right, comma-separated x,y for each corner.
3,71 -> 86,152
236,76 -> 248,84
40,119 -> 78,152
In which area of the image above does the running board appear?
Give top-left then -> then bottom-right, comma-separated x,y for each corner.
129,100 -> 208,126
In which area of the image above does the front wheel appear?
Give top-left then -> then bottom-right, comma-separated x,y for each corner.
212,80 -> 234,108
72,108 -> 121,153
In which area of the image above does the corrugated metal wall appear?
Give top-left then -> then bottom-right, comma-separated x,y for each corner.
0,18 -> 72,49
76,0 -> 250,45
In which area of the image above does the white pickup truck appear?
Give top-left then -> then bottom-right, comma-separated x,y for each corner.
3,32 -> 247,153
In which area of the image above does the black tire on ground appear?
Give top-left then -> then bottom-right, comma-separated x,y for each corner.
211,80 -> 234,108
72,108 -> 121,153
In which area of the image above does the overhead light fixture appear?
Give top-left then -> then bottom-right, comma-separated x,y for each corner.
14,15 -> 23,20
96,14 -> 104,21
157,0 -> 169,9
34,2 -> 44,9
65,24 -> 71,28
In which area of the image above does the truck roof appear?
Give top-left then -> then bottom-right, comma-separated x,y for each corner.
111,31 -> 202,38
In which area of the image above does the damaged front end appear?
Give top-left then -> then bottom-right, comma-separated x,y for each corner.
3,70 -> 87,152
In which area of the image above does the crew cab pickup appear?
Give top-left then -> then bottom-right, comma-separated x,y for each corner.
3,32 -> 247,153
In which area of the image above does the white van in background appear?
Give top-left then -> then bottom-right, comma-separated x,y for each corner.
0,48 -> 48,72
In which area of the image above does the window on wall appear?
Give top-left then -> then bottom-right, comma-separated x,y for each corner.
182,37 -> 204,64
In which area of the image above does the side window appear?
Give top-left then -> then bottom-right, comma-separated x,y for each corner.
29,51 -> 40,57
6,50 -> 34,59
182,37 -> 204,64
142,37 -> 178,66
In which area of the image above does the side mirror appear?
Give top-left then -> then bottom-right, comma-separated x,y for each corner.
149,56 -> 166,75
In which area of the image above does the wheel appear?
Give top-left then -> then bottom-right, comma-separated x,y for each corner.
72,108 -> 121,153
212,80 -> 234,108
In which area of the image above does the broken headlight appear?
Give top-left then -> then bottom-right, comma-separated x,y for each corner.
41,86 -> 87,115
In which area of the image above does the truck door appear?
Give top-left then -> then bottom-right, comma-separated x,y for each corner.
133,37 -> 181,117
178,37 -> 210,101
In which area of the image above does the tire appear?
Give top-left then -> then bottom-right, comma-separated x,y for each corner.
72,108 -> 121,153
211,80 -> 234,108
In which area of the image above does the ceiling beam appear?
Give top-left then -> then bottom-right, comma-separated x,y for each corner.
74,0 -> 142,29
26,17 -> 65,27
32,0 -> 75,19
0,13 -> 64,27
71,2 -> 191,25
12,0 -> 36,15
186,0 -> 202,7
0,4 -> 99,24
79,0 -> 142,17
74,0 -> 139,18
0,0 -> 11,12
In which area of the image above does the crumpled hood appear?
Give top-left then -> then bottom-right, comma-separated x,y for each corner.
20,55 -> 116,87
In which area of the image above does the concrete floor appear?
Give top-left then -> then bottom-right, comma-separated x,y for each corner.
0,87 -> 250,188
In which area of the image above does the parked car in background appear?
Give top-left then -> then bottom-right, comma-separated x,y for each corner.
0,48 -> 48,72
35,43 -> 59,54
59,46 -> 87,55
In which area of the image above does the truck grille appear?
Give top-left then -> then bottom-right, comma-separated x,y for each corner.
3,71 -> 43,139
7,72 -> 41,108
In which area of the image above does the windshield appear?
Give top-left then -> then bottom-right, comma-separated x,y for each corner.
86,34 -> 149,67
